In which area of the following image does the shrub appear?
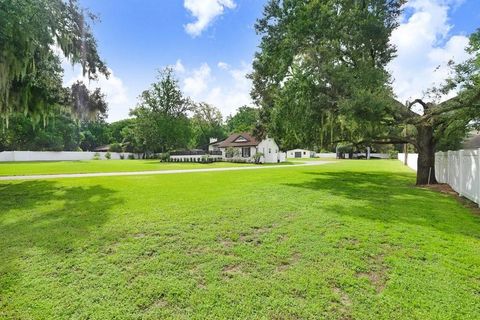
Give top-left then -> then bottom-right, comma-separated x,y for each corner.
253,152 -> 264,164
388,150 -> 399,159
105,152 -> 111,160
225,147 -> 240,158
160,152 -> 170,162
128,154 -> 135,160
120,154 -> 125,160
110,142 -> 123,153
93,152 -> 101,160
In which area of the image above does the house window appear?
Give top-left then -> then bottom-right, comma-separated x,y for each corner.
303,151 -> 306,155
242,147 -> 251,158
269,148 -> 271,154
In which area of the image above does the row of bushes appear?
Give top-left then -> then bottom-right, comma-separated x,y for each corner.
163,156 -> 222,163
92,152 -> 135,160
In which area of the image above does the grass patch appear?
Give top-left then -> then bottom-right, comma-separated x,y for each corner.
0,160 -> 479,319
0,160 -> 286,176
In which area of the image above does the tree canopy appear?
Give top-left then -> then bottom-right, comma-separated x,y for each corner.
130,68 -> 192,153
225,106 -> 259,134
0,0 -> 108,122
250,0 -> 404,150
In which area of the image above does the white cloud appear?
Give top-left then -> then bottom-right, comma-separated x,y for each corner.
174,59 -> 186,74
64,67 -> 132,122
217,61 -> 230,70
183,0 -> 236,37
388,0 -> 471,104
183,63 -> 212,96
180,61 -> 252,115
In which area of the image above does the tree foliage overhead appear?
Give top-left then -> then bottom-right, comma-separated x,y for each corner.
250,0 -> 404,149
0,0 -> 108,120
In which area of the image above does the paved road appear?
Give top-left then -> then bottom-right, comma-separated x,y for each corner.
0,161 -> 334,181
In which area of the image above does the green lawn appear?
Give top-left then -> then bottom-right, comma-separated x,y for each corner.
1,160 -> 479,319
0,160 -> 265,176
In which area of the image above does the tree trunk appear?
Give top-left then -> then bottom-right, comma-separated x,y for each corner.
415,123 -> 437,185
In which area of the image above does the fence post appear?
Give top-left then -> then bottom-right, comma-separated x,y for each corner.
477,148 -> 480,207
458,150 -> 464,196
447,150 -> 451,186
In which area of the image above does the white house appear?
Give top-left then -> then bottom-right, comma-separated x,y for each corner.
211,133 -> 285,163
287,149 -> 315,158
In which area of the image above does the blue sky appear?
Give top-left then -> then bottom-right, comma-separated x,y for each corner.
63,0 -> 480,122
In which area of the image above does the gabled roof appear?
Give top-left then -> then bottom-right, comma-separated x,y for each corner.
94,145 -> 110,152
218,132 -> 260,148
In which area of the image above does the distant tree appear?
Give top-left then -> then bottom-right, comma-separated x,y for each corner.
225,106 -> 259,134
109,118 -> 136,144
79,119 -> 111,151
131,68 -> 192,153
109,142 -> 123,153
191,102 -> 225,148
0,111 -> 82,151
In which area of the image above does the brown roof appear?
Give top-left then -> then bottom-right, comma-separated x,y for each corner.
94,145 -> 110,152
218,132 -> 260,148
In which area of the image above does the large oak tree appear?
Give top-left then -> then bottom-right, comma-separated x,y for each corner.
251,0 -> 480,184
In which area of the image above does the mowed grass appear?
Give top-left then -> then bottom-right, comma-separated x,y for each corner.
0,160 -> 479,319
0,160 -> 260,176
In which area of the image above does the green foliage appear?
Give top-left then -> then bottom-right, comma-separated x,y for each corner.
190,102 -> 225,148
0,0 -> 108,121
251,0 -> 404,149
130,68 -> 192,153
159,152 -> 170,162
93,152 -> 100,160
225,147 -> 240,158
225,106 -> 259,134
69,81 -> 109,121
79,119 -> 111,152
109,118 -> 136,144
0,111 -> 81,151
105,152 -> 111,160
109,142 -> 123,153
253,152 -> 264,164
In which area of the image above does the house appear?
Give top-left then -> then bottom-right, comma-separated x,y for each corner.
287,149 -> 315,158
213,132 -> 285,163
94,145 -> 110,152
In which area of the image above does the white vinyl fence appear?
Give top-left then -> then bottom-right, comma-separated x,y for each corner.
435,150 -> 480,205
0,151 -> 139,162
397,153 -> 418,171
399,150 -> 480,205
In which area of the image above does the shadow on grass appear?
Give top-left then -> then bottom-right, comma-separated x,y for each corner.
283,171 -> 480,238
0,180 -> 122,292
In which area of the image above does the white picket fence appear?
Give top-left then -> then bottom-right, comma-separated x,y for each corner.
435,150 -> 480,205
